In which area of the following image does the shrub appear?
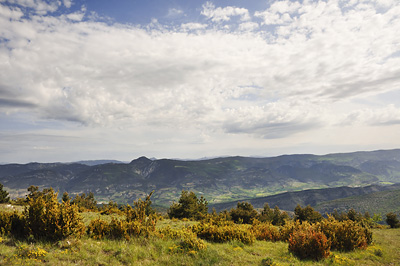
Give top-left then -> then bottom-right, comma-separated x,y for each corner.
0,183 -> 10,203
86,218 -> 110,239
71,192 -> 98,212
87,192 -> 157,240
178,235 -> 207,252
259,204 -> 289,226
158,226 -> 195,240
386,212 -> 400,228
24,188 -> 85,241
168,190 -> 208,220
0,211 -> 13,234
261,257 -> 277,266
288,225 -> 331,261
191,220 -> 255,244
317,218 -> 371,251
251,221 -> 281,242
279,220 -> 303,242
294,204 -> 322,224
229,202 -> 258,224
159,226 -> 207,254
15,244 -> 47,262
57,200 -> 86,240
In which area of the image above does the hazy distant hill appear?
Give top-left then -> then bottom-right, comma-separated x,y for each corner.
314,187 -> 400,215
1,149 -> 400,207
75,160 -> 126,166
209,184 -> 400,212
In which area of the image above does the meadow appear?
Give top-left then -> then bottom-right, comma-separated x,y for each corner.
0,211 -> 399,265
0,187 -> 399,266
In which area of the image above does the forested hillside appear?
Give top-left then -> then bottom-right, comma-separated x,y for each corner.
1,149 -> 400,207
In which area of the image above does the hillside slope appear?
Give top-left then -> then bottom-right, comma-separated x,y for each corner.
1,149 -> 400,206
209,184 -> 400,212
314,188 -> 400,215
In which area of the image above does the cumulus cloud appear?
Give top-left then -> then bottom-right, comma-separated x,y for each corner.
201,2 -> 250,22
6,0 -> 62,15
0,0 -> 400,146
63,0 -> 72,9
181,23 -> 207,31
255,0 -> 301,25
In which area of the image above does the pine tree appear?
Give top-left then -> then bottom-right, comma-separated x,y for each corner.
167,190 -> 208,220
0,183 -> 10,203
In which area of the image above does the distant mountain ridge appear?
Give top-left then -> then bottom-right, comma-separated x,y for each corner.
0,149 -> 400,207
209,184 -> 400,212
75,160 -> 127,166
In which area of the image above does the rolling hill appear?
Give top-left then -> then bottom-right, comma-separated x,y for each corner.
314,188 -> 400,215
0,149 -> 400,207
208,184 -> 400,212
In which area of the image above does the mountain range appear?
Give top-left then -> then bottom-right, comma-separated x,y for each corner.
1,149 -> 400,213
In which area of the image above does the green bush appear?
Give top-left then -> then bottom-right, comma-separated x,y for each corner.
86,218 -> 110,239
87,192 -> 157,240
24,188 -> 85,241
178,235 -> 207,252
191,220 -> 255,244
294,204 -> 322,224
0,211 -> 13,234
317,218 -> 371,251
259,204 -> 289,226
279,220 -> 303,242
386,212 -> 400,228
288,225 -> 331,261
168,190 -> 208,220
71,192 -> 98,212
0,183 -> 10,203
229,202 -> 258,224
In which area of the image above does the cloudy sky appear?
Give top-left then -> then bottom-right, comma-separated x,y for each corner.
0,0 -> 400,163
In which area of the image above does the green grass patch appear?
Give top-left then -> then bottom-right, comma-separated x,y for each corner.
0,221 -> 399,265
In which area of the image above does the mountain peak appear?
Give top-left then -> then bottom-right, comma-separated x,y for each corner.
129,156 -> 152,164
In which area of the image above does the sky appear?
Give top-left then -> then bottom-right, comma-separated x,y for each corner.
0,0 -> 400,163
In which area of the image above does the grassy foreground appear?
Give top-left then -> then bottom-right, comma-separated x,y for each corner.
0,220 -> 399,266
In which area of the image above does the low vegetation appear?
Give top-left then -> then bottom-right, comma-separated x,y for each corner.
0,184 -> 399,265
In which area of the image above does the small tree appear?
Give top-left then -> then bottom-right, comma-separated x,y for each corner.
0,183 -> 10,203
294,204 -> 322,224
229,202 -> 258,224
168,190 -> 208,220
386,212 -> 400,228
259,204 -> 289,226
25,187 -> 85,240
62,192 -> 71,203
72,192 -> 97,211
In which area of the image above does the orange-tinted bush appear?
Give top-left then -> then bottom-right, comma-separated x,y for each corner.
251,221 -> 281,242
317,218 -> 371,251
288,225 -> 331,261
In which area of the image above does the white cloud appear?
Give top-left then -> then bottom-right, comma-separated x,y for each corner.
167,8 -> 183,18
255,0 -> 301,25
65,5 -> 85,21
181,23 -> 207,31
201,2 -> 250,22
7,0 -> 61,15
238,22 -> 259,31
343,105 -> 400,126
1,0 -> 400,162
63,0 -> 72,9
0,4 -> 23,20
